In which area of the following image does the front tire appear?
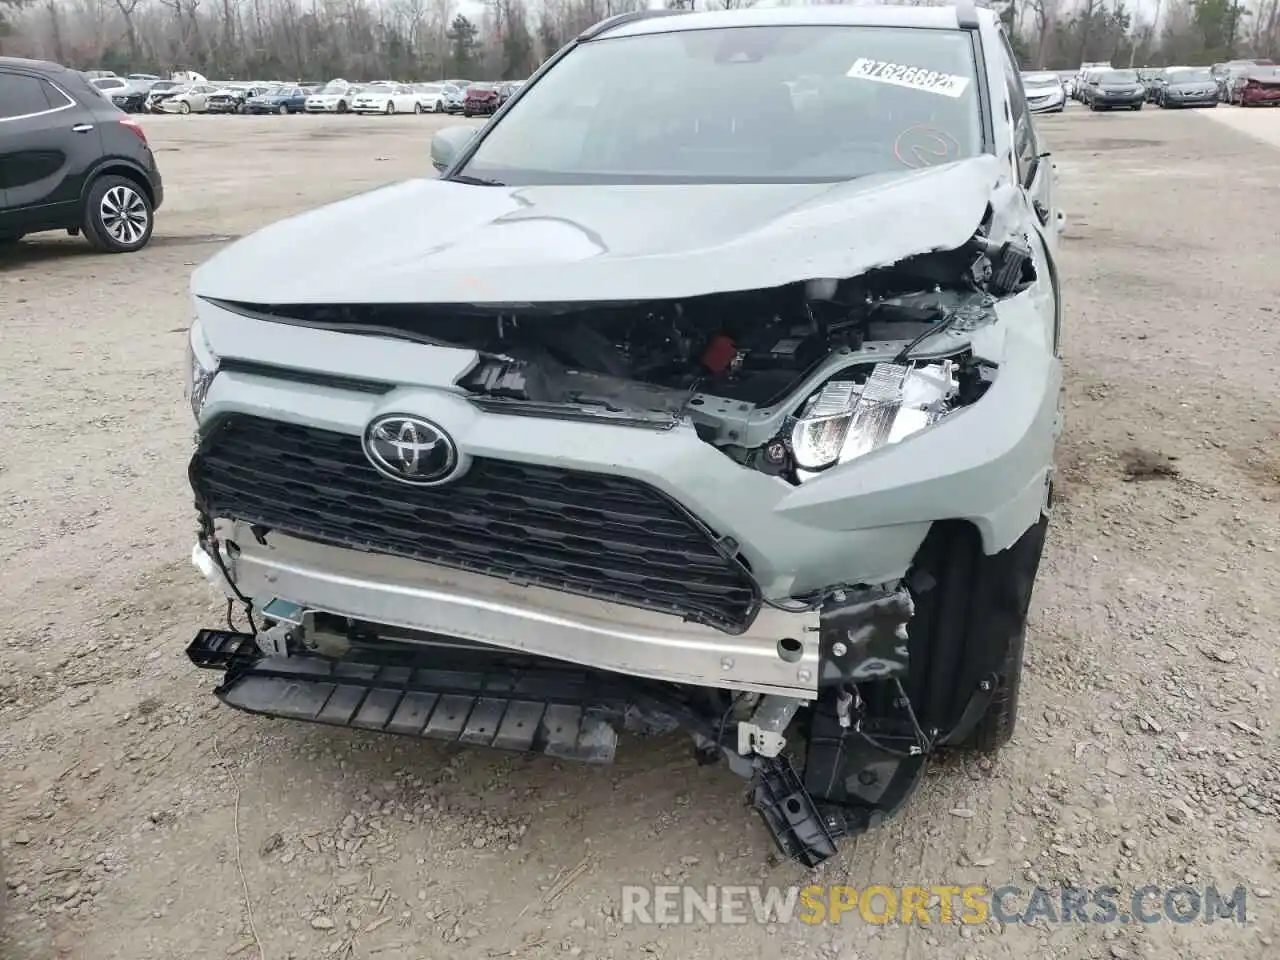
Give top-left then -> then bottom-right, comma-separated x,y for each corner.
82,175 -> 154,254
337,100 -> 348,113
278,104 -> 288,115
414,101 -> 423,114
178,101 -> 191,115
1132,102 -> 1142,111
386,101 -> 395,115
905,514 -> 1049,753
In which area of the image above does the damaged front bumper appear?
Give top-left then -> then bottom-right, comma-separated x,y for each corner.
189,527 -> 1000,868
194,525 -> 821,697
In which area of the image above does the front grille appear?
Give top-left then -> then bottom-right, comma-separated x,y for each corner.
191,416 -> 760,633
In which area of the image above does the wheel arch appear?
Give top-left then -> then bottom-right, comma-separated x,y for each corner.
80,160 -> 157,211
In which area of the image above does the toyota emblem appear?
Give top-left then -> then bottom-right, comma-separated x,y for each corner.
362,415 -> 460,486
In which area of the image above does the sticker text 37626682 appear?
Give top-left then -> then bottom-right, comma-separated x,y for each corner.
846,58 -> 972,98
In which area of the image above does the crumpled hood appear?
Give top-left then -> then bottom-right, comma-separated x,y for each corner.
192,154 -> 1002,304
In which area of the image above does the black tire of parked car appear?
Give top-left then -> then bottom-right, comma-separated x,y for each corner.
337,100 -> 348,113
901,512 -> 1050,753
385,101 -> 395,115
178,101 -> 191,114
81,175 -> 155,254
1131,102 -> 1142,110
277,103 -> 288,115
414,102 -> 424,114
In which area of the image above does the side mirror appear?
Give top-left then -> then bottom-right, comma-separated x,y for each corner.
431,125 -> 479,172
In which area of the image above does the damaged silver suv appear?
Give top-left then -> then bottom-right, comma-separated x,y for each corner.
185,2 -> 1064,867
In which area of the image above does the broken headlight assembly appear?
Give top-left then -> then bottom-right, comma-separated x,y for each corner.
185,320 -> 219,420
790,360 -> 959,479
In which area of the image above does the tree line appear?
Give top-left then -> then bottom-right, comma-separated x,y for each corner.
0,0 -> 1276,82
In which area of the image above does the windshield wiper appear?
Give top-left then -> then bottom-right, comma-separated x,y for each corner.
448,173 -> 506,186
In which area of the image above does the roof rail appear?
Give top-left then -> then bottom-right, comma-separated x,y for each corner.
955,0 -> 981,29
578,8 -> 689,41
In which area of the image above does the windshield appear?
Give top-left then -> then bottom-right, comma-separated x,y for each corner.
318,84 -> 347,95
1099,70 -> 1139,84
460,25 -> 983,186
1171,69 -> 1213,82
1022,72 -> 1059,86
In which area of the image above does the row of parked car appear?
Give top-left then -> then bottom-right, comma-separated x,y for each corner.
1068,60 -> 1280,109
85,74 -> 525,117
1013,61 -> 1280,115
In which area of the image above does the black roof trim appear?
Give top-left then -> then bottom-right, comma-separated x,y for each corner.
578,8 -> 690,41
0,56 -> 69,76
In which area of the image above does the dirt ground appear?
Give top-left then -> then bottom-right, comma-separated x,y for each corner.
1,106 -> 1277,960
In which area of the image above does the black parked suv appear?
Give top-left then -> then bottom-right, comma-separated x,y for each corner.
0,57 -> 164,253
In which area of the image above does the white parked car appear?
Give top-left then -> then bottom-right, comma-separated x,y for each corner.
305,83 -> 359,114
351,84 -> 424,114
90,76 -> 128,100
413,83 -> 448,113
1020,71 -> 1066,114
157,83 -> 217,114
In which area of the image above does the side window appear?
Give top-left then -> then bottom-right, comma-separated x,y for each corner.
41,81 -> 74,109
0,73 -> 60,119
996,32 -> 1039,186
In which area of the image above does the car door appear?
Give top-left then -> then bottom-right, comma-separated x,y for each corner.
992,33 -> 1061,349
0,69 -> 102,227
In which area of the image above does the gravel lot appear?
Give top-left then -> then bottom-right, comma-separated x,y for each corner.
1,108 -> 1277,960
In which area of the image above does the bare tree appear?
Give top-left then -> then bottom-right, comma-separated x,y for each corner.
1027,0 -> 1059,67
8,0 -> 1275,80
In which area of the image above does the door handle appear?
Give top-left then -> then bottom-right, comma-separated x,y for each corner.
72,123 -> 94,133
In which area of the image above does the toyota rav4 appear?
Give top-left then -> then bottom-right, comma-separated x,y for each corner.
184,2 -> 1065,866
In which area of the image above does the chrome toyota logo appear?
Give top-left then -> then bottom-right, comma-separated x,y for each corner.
362,415 -> 460,486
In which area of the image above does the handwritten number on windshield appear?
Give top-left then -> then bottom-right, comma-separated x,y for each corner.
893,124 -> 961,169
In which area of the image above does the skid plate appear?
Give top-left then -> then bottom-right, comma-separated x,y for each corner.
188,630 -> 623,762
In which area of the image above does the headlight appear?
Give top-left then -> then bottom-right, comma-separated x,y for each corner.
790,360 -> 959,478
185,320 -> 219,420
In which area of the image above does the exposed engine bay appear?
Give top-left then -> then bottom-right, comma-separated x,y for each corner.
458,228 -> 1031,482
233,226 -> 1034,485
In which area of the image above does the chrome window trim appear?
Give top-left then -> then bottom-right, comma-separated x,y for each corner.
0,73 -> 77,123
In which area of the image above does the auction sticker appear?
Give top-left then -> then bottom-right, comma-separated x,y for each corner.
846,58 -> 972,98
